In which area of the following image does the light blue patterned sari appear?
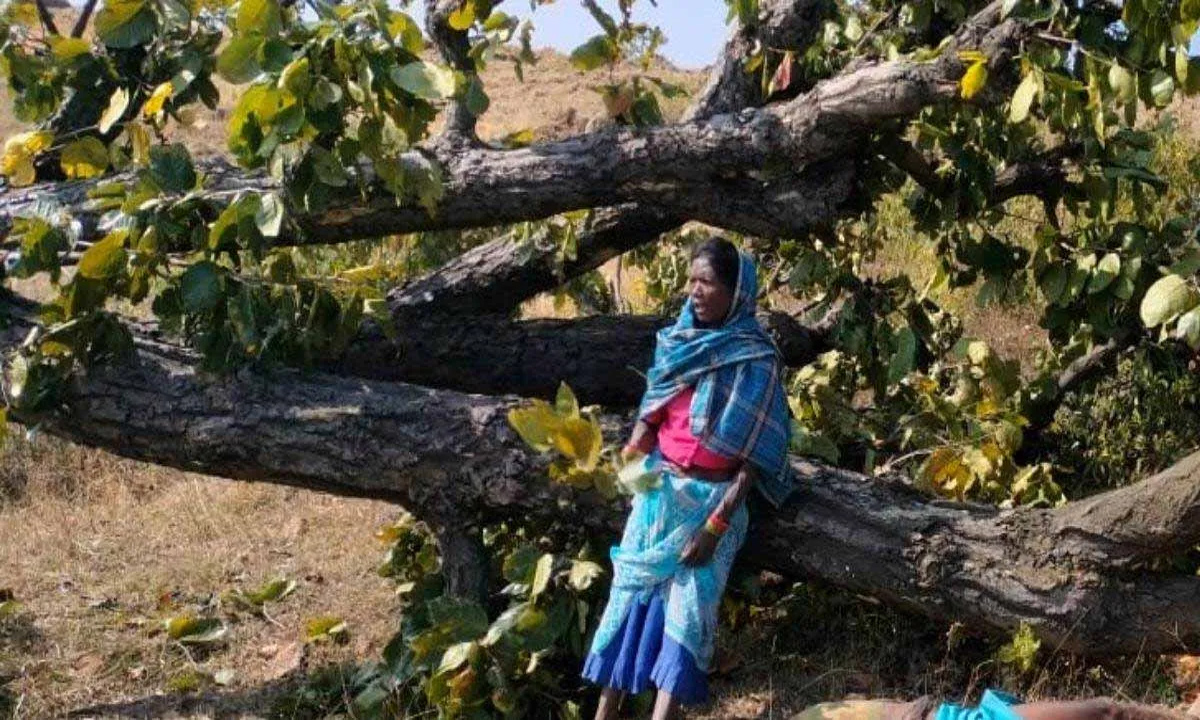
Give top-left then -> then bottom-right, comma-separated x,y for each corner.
589,461 -> 749,672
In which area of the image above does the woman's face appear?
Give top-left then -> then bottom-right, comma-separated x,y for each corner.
687,257 -> 734,326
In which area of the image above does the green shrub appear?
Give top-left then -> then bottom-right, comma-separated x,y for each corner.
1046,343 -> 1200,496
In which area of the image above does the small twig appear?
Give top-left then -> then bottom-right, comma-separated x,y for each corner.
259,604 -> 284,628
70,0 -> 98,37
34,0 -> 59,36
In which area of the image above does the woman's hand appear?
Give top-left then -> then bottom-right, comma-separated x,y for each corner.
621,420 -> 657,462
680,527 -> 719,567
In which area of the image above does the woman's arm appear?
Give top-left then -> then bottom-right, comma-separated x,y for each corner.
680,462 -> 756,567
621,419 -> 658,461
711,462 -> 756,523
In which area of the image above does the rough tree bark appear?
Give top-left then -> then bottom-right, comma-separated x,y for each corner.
1,302 -> 1196,657
332,310 -> 824,405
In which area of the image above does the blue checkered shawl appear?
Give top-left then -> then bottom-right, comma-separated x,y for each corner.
636,252 -> 794,507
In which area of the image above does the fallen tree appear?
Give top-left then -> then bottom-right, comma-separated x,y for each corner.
1,299 -> 1196,657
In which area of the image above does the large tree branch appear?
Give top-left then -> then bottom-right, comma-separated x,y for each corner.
1,296 -> 1196,657
0,2 -> 1020,260
332,309 -> 826,405
387,157 -> 855,323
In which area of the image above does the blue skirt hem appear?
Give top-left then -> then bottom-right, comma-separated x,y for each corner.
581,590 -> 707,705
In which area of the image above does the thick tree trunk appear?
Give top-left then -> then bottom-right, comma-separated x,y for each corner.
3,305 -> 1197,657
332,310 -> 823,405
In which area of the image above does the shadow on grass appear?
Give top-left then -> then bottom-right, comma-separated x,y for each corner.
65,662 -> 367,720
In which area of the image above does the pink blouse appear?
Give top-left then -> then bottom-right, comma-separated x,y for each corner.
645,386 -> 738,471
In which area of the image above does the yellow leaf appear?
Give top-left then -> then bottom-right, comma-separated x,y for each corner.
99,88 -> 130,134
1,131 -> 53,186
507,400 -> 562,452
956,49 -> 986,63
920,446 -> 970,498
500,128 -> 534,147
338,264 -> 383,283
447,0 -> 475,29
143,82 -> 173,118
960,61 -> 988,99
551,415 -> 602,471
60,137 -> 109,179
50,36 -> 92,59
126,122 -> 151,164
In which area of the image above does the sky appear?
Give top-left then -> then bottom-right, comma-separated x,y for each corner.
405,0 -> 733,69
403,0 -> 1200,66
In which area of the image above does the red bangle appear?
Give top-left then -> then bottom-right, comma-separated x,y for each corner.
704,513 -> 729,536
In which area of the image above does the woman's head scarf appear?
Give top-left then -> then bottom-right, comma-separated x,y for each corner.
637,250 -> 794,507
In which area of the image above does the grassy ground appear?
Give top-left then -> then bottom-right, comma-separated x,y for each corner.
2,15 -> 1200,720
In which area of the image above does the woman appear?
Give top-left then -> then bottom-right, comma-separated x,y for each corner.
581,238 -> 794,720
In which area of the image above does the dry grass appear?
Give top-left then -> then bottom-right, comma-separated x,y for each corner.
1,434 -> 402,719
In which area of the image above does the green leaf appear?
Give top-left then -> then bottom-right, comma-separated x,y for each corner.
148,144 -> 196,193
1009,71 -> 1038,123
567,560 -> 603,591
1139,274 -> 1199,327
1109,63 -> 1136,103
99,88 -> 130,134
1149,69 -> 1175,107
507,400 -> 561,452
463,75 -> 489,116
437,641 -> 474,675
503,544 -> 540,584
165,614 -> 228,644
1169,249 -> 1200,276
530,553 -> 554,598
390,62 -> 457,100
388,11 -> 424,54
61,137 -> 109,180
1039,264 -> 1068,304
887,327 -> 918,384
280,56 -> 311,96
237,0 -> 282,35
310,146 -> 348,187
94,0 -> 156,48
1088,253 -> 1121,294
305,615 -> 348,643
217,36 -> 264,83
77,231 -> 128,279
554,381 -> 579,417
255,193 -> 285,237
180,261 -> 223,313
790,424 -> 839,463
1176,307 -> 1200,348
243,577 -> 296,605
570,35 -> 618,72
159,0 -> 189,28
996,622 -> 1040,673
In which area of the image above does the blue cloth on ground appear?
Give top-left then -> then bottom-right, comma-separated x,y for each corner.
936,690 -> 1024,720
